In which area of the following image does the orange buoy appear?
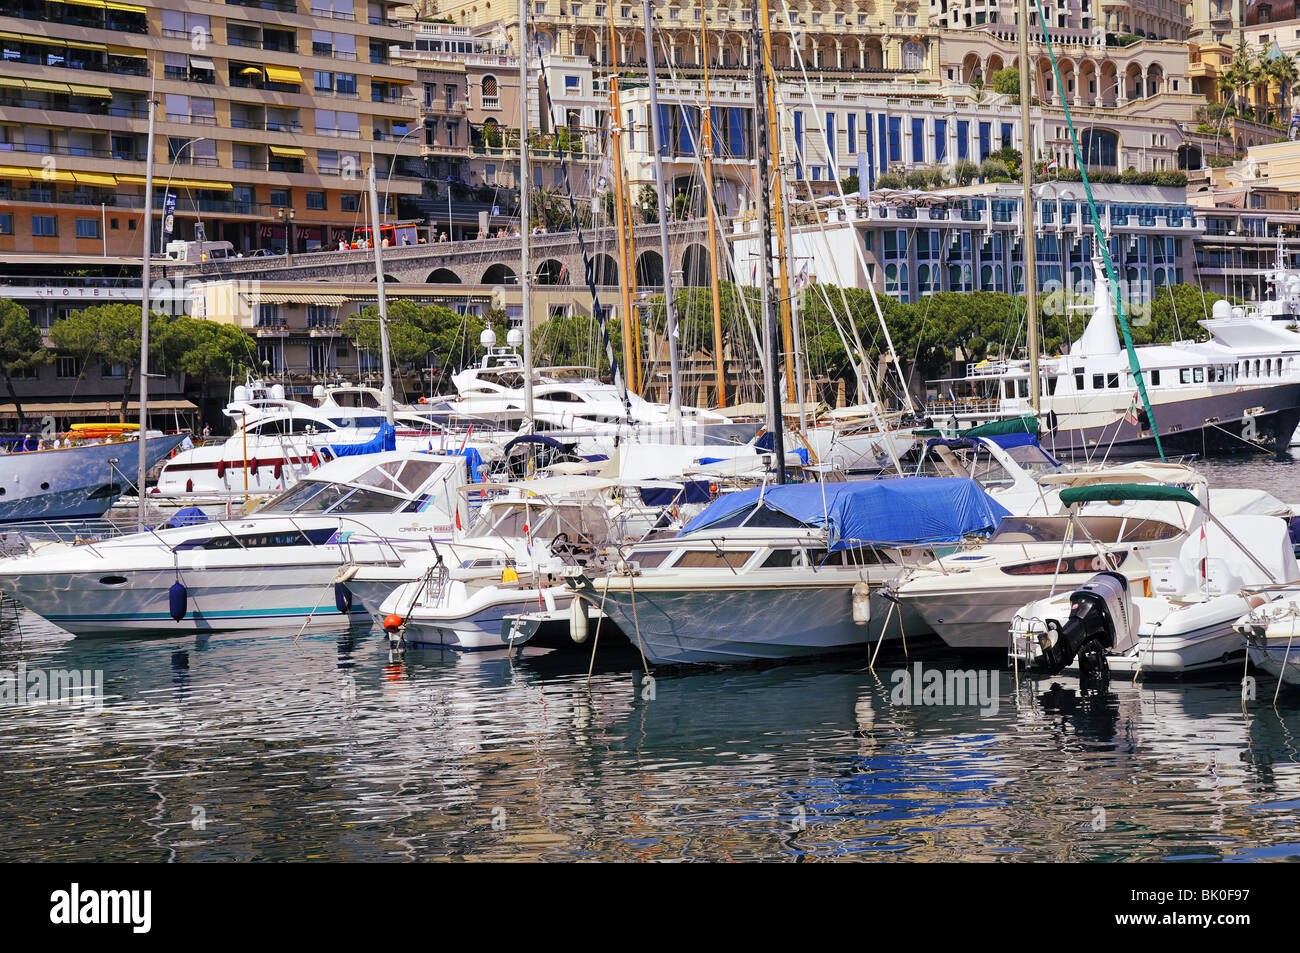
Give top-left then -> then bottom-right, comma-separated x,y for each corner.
383,614 -> 404,633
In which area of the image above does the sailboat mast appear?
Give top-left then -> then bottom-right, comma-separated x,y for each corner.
753,1 -> 786,484
699,15 -> 727,407
366,162 -> 396,425
643,0 -> 683,442
757,0 -> 795,405
519,1 -> 535,424
1019,0 -> 1040,414
136,77 -> 157,532
607,14 -> 639,394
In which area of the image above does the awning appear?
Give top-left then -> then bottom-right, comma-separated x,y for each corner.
24,79 -> 72,93
269,145 -> 307,157
189,55 -> 215,70
170,179 -> 233,190
73,171 -> 117,186
63,0 -> 108,8
64,40 -> 107,51
67,83 -> 113,98
0,77 -> 26,89
0,399 -> 197,417
104,1 -> 148,12
264,65 -> 303,85
378,77 -> 415,86
44,169 -> 77,184
108,45 -> 147,58
242,292 -> 350,305
114,174 -> 147,185
0,166 -> 33,179
0,32 -> 24,42
21,36 -> 69,49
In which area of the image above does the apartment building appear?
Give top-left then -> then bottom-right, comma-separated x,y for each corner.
0,0 -> 422,258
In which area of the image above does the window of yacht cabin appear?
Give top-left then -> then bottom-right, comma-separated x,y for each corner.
761,548 -> 810,568
1075,372 -> 1085,390
329,487 -> 407,513
258,480 -> 345,514
1150,369 -> 1160,386
1180,368 -> 1192,384
1193,367 -> 1205,383
1092,374 -> 1104,389
676,550 -> 757,569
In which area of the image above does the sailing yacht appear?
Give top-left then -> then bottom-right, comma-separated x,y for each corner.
930,253 -> 1300,457
0,449 -> 471,635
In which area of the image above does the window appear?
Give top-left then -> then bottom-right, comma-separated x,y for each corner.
564,75 -> 580,92
1150,369 -> 1160,386
1180,368 -> 1191,384
1193,367 -> 1205,383
32,215 -> 56,237
341,193 -> 360,212
56,356 -> 81,379
482,75 -> 499,108
306,191 -> 326,210
75,218 -> 100,239
271,189 -> 289,208
0,214 -> 11,235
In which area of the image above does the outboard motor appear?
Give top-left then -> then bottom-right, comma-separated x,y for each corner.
1034,571 -> 1137,687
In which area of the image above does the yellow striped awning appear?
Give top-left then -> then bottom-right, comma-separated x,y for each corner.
114,174 -> 147,184
73,171 -> 117,186
64,0 -> 108,7
32,169 -> 77,184
64,40 -> 108,52
264,65 -> 302,85
107,45 -> 147,58
21,36 -> 71,49
24,80 -> 72,93
0,166 -> 33,179
0,77 -> 25,89
68,83 -> 114,98
171,179 -> 233,191
105,1 -> 147,11
269,145 -> 307,157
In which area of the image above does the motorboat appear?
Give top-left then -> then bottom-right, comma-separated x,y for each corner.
563,477 -> 1008,665
372,475 -> 686,651
0,430 -> 187,524
1235,589 -> 1300,689
1010,502 -> 1299,677
0,449 -> 472,636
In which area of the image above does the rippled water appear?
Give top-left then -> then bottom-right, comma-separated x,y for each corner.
2,453 -> 1300,862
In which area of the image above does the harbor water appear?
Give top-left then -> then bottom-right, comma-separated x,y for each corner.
2,452 -> 1299,862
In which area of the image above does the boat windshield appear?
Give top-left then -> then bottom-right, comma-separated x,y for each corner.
256,480 -> 406,515
467,501 -> 611,541
988,515 -> 1182,544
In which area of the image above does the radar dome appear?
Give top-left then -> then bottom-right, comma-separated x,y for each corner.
506,328 -> 523,347
233,385 -> 247,403
271,384 -> 285,400
1231,306 -> 1246,321
1211,299 -> 1232,320
312,384 -> 327,401
480,328 -> 498,348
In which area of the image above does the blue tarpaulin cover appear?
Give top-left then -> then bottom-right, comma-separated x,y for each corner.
678,477 -> 1009,548
163,506 -> 208,528
329,422 -> 396,457
448,446 -> 485,483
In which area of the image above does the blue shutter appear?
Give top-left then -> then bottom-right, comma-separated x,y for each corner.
826,112 -> 835,180
957,119 -> 969,160
935,119 -> 947,162
911,117 -> 924,163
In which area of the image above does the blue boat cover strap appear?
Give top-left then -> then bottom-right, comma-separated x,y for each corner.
679,477 -> 1009,548
329,422 -> 396,457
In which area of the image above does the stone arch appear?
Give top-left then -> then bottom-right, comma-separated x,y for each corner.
427,268 -> 460,283
900,39 -> 925,71
1146,62 -> 1164,97
1178,143 -> 1203,170
986,53 -> 1005,77
721,32 -> 745,69
1036,56 -> 1057,103
864,37 -> 884,70
482,263 -> 516,284
680,243 -> 711,286
1078,59 -> 1098,106
1100,60 -> 1119,107
1055,57 -> 1076,105
635,249 -> 664,287
1124,61 -> 1143,100
771,33 -> 791,69
1080,127 -> 1120,170
370,274 -> 399,283
961,52 -> 982,84
585,253 -> 618,285
535,258 -> 567,284
842,37 -> 862,70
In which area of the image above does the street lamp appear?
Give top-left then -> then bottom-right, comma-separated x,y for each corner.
160,136 -> 209,253
276,206 -> 296,264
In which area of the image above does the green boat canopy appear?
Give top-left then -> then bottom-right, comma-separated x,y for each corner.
1059,483 -> 1201,508
915,414 -> 1040,439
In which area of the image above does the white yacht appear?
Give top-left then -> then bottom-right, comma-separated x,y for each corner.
563,477 -> 1009,665
929,252 -> 1300,457
1236,590 -> 1300,689
0,450 -> 470,636
1011,507 -> 1299,677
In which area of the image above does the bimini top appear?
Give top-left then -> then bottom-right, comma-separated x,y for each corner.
679,477 -> 1009,549
1059,483 -> 1201,508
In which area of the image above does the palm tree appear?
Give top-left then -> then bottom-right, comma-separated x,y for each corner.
1227,40 -> 1256,119
1263,52 -> 1299,125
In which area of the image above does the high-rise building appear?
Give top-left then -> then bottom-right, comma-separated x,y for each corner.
0,0 -> 422,257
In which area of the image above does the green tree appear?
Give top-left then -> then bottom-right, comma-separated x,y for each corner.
155,316 -> 256,410
876,171 -> 903,189
49,303 -> 159,421
840,172 -> 860,194
903,168 -> 931,190
952,159 -> 979,185
531,311 -> 623,375
0,299 -> 52,423
342,299 -> 485,380
637,184 -> 659,223
989,145 -> 1022,175
992,67 -> 1020,98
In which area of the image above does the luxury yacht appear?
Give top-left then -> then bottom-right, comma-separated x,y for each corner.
564,478 -> 1008,665
0,450 -> 471,636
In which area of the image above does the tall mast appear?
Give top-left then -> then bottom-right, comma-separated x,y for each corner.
135,72 -> 157,532
1019,0 -> 1040,413
753,1 -> 785,484
643,0 -> 683,442
758,0 -> 795,404
518,1 -> 535,425
699,14 -> 727,407
607,11 -> 639,394
366,162 -> 396,425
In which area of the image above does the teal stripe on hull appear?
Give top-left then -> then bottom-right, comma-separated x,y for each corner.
46,606 -> 368,623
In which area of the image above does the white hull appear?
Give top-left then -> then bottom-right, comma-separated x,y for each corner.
383,580 -> 572,651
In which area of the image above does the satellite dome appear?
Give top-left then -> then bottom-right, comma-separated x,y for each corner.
506,328 -> 523,347
1231,306 -> 1246,321
1211,299 -> 1231,320
233,385 -> 247,403
312,384 -> 327,401
480,328 -> 498,348
271,383 -> 285,400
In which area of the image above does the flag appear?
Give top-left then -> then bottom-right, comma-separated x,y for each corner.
1045,157 -> 1059,170
1123,391 -> 1139,426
